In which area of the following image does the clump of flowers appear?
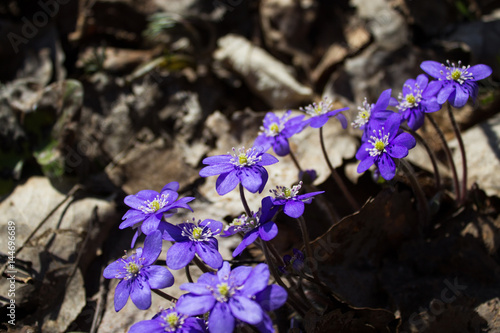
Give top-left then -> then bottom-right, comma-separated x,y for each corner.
103,231 -> 174,312
253,110 -> 306,156
420,60 -> 492,108
175,262 -> 287,333
162,218 -> 224,270
356,113 -> 416,180
199,147 -> 279,196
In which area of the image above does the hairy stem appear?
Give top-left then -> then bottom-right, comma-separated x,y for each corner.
152,289 -> 177,303
426,114 -> 461,202
319,127 -> 360,211
239,183 -> 252,217
400,159 -> 430,226
447,104 -> 467,204
403,125 -> 441,190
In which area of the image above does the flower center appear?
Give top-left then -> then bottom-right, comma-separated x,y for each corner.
269,123 -> 280,134
191,227 -> 203,239
366,128 -> 390,157
441,60 -> 473,85
230,147 -> 262,167
215,282 -> 234,302
166,313 -> 179,328
406,94 -> 416,105
139,194 -> 169,214
238,153 -> 248,165
397,84 -> 422,112
352,98 -> 372,128
125,261 -> 142,278
270,181 -> 302,200
300,97 -> 333,117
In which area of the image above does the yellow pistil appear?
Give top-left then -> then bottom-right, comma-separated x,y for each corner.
192,227 -> 203,239
284,188 -> 292,198
218,283 -> 229,297
360,110 -> 370,119
150,200 -> 160,211
126,262 -> 140,275
166,312 -> 179,328
374,141 -> 386,152
451,69 -> 461,81
406,94 -> 416,104
269,123 -> 279,134
238,153 -> 248,165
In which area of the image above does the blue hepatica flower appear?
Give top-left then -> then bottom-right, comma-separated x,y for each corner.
221,197 -> 279,257
129,308 -> 208,333
391,74 -> 441,130
103,231 -> 174,312
175,261 -> 287,333
269,181 -> 324,218
352,89 -> 395,140
356,113 -> 416,180
199,147 -> 279,196
253,110 -> 305,156
129,306 -> 207,333
120,182 -> 195,247
279,248 -> 305,275
420,60 -> 492,108
300,96 -> 349,129
162,218 -> 223,270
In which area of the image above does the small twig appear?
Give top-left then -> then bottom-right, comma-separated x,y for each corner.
152,289 -> 178,303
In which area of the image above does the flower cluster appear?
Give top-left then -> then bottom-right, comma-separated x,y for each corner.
103,58 -> 492,333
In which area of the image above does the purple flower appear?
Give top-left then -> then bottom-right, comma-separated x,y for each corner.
103,231 -> 174,312
199,147 -> 279,196
221,197 -> 279,257
279,248 -> 305,275
300,97 -> 349,129
120,182 -> 195,247
420,60 -> 492,108
175,262 -> 287,333
253,110 -> 305,156
269,181 -> 323,218
298,169 -> 317,185
352,89 -> 395,140
391,74 -> 441,130
356,113 -> 416,180
129,307 -> 207,333
162,218 -> 223,270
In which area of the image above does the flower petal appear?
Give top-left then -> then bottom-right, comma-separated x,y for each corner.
159,222 -> 184,242
437,84 -> 455,104
451,85 -> 469,108
374,89 -> 392,110
217,261 -> 231,281
202,155 -> 232,165
284,200 -> 305,218
142,230 -> 163,265
391,132 -> 416,150
259,153 -> 279,166
208,302 -> 235,333
195,239 -> 223,269
357,156 -> 375,173
272,135 -> 290,156
142,265 -> 174,289
239,168 -> 263,193
114,279 -> 131,311
233,231 -> 259,257
130,277 -> 152,310
140,214 -> 161,235
167,242 -> 196,270
255,284 -> 288,311
259,221 -> 278,241
215,171 -> 240,196
309,115 -> 328,128
229,296 -> 263,324
229,265 -> 253,286
199,163 -> 234,177
180,282 -> 212,295
420,61 -> 444,79
377,154 -> 396,180
469,64 -> 492,80
240,263 -> 270,296
176,294 -> 216,316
